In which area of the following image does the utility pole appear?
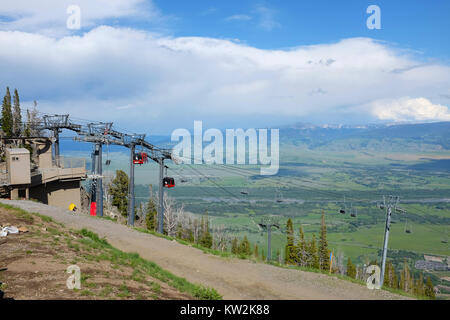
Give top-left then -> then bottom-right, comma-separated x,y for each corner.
128,144 -> 136,226
53,128 -> 60,166
96,143 -> 103,217
158,158 -> 165,234
89,143 -> 103,216
258,218 -> 280,261
378,195 -> 405,286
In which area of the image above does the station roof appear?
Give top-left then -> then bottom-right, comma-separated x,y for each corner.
6,148 -> 30,155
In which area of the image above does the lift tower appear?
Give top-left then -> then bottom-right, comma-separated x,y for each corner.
258,217 -> 280,261
76,122 -> 114,217
42,114 -> 83,165
378,195 -> 406,286
39,114 -> 175,232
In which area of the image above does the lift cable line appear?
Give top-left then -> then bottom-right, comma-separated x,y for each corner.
175,152 -> 383,206
174,165 -> 262,231
177,157 -> 447,236
177,154 -> 363,203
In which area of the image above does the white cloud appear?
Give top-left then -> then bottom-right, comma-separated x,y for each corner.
370,97 -> 450,122
225,14 -> 252,22
254,4 -> 280,31
0,27 -> 449,132
0,0 -> 160,36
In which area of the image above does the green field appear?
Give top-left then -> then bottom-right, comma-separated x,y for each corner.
130,144 -> 450,264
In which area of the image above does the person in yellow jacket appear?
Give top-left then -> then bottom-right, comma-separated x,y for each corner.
69,203 -> 77,212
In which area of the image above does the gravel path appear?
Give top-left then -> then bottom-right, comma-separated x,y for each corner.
1,200 -> 411,300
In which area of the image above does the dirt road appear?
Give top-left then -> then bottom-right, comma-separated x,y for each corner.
1,200 -> 410,300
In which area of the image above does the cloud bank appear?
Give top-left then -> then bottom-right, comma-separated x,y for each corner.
370,97 -> 450,122
0,0 -> 160,36
0,25 -> 449,132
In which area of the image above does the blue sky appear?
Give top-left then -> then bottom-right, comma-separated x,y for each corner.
151,0 -> 450,59
0,0 -> 449,133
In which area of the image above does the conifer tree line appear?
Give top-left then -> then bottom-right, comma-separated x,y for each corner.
1,87 -> 41,138
284,211 -> 330,271
284,211 -> 436,299
382,259 -> 435,299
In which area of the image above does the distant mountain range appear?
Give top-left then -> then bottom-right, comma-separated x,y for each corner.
59,121 -> 450,154
280,121 -> 450,151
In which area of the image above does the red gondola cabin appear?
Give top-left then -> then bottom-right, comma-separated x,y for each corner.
133,152 -> 148,165
163,177 -> 175,188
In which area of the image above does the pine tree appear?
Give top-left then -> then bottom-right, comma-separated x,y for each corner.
400,260 -> 411,293
392,268 -> 399,289
24,101 -> 41,137
415,274 -> 425,297
187,220 -> 195,243
193,219 -> 200,243
385,261 -> 397,288
346,258 -> 357,278
261,249 -> 266,262
399,269 -> 405,290
239,236 -> 252,256
24,109 -> 31,137
254,244 -> 259,258
1,87 -> 13,137
409,273 -> 415,295
145,197 -> 157,231
285,218 -> 295,264
198,216 -> 205,241
12,89 -> 21,137
199,216 -> 213,249
425,277 -> 435,299
110,170 -> 129,217
384,261 -> 389,286
176,222 -> 183,238
318,210 -> 330,271
309,234 -> 319,269
231,237 -> 239,254
297,226 -> 306,267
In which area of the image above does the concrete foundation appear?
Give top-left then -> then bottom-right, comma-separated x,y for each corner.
30,180 -> 82,210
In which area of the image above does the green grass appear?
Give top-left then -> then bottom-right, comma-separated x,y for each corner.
0,202 -> 65,227
0,203 -> 35,223
77,228 -> 222,300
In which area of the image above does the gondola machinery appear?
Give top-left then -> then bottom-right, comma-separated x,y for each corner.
133,151 -> 148,165
163,167 -> 175,188
339,196 -> 347,214
275,187 -> 283,203
350,206 -> 357,218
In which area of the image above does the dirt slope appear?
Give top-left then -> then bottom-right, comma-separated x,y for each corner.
1,200 -> 411,300
0,205 -> 193,300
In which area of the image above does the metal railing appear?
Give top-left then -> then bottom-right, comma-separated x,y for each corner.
53,156 -> 86,169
